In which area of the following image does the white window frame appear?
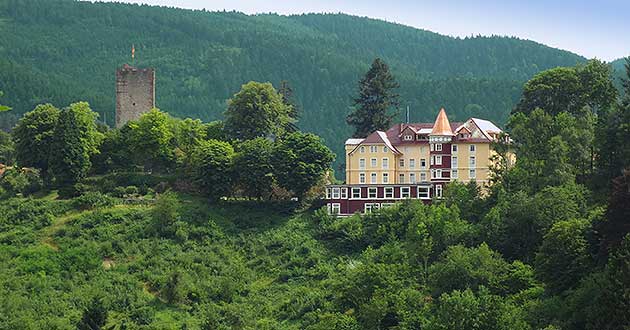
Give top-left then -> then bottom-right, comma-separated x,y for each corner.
452,169 -> 458,179
383,146 -> 389,153
365,203 -> 379,213
436,155 -> 442,165
469,145 -> 476,152
384,187 -> 394,199
410,173 -> 416,183
409,159 -> 416,169
451,156 -> 458,168
341,188 -> 347,199
436,169 -> 442,179
420,172 -> 427,181
469,156 -> 476,167
380,203 -> 395,209
371,158 -> 377,168
418,187 -> 430,199
399,173 -> 405,184
435,185 -> 443,199
469,169 -> 476,179
420,158 -> 426,168
326,188 -> 331,199
382,158 -> 389,169
360,146 -> 365,153
401,187 -> 411,199
430,144 -> 435,151
436,143 -> 442,151
370,146 -> 378,153
331,203 -> 341,215
399,159 -> 405,168
352,187 -> 361,199
359,158 -> 366,169
359,172 -> 366,184
370,172 -> 377,184
368,187 -> 377,199
382,173 -> 389,184
452,144 -> 458,153
403,135 -> 413,141
332,187 -> 340,199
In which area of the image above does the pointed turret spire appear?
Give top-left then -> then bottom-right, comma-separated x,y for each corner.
430,108 -> 454,136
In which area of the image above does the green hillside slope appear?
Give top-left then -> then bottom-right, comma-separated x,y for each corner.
0,0 -> 585,163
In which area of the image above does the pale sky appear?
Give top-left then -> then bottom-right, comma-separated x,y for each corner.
91,0 -> 629,61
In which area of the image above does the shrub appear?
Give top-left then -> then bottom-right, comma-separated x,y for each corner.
72,191 -> 116,210
58,183 -> 91,199
125,185 -> 140,196
0,167 -> 43,198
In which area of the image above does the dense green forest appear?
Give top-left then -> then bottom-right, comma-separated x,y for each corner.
0,54 -> 629,328
1,1 -> 630,329
0,0 -> 603,166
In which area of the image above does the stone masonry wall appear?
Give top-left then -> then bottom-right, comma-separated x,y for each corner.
115,64 -> 155,128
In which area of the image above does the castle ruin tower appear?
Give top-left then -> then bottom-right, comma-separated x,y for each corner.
115,64 -> 155,128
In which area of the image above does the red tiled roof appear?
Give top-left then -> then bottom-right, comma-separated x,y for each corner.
350,130 -> 402,154
384,122 -> 463,146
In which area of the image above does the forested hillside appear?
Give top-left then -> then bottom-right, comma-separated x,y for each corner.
0,0 -> 588,163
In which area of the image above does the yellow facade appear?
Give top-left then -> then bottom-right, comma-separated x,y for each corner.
346,143 -> 397,184
346,141 -> 496,186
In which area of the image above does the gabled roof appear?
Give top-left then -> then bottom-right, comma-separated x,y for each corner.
349,130 -> 401,154
455,125 -> 472,134
398,125 -> 418,136
345,138 -> 364,145
430,108 -> 454,136
471,118 -> 502,134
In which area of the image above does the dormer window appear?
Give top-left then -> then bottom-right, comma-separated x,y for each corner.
403,135 -> 413,141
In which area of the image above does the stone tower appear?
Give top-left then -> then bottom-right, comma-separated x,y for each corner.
115,64 -> 155,128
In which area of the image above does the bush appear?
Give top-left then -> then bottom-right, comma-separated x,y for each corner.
314,208 -> 364,251
58,182 -> 92,199
0,167 -> 43,198
72,191 -> 116,210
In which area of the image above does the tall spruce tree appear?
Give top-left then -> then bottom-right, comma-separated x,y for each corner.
619,57 -> 630,167
278,80 -> 300,133
347,58 -> 400,138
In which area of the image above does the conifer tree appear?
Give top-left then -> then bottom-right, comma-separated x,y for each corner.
347,58 -> 400,138
278,80 -> 300,132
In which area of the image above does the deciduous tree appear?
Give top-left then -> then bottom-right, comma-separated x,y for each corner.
50,102 -> 103,186
224,81 -> 293,141
12,104 -> 60,180
189,139 -> 234,200
271,132 -> 334,199
535,219 -> 592,293
124,109 -> 175,172
233,137 -> 275,199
